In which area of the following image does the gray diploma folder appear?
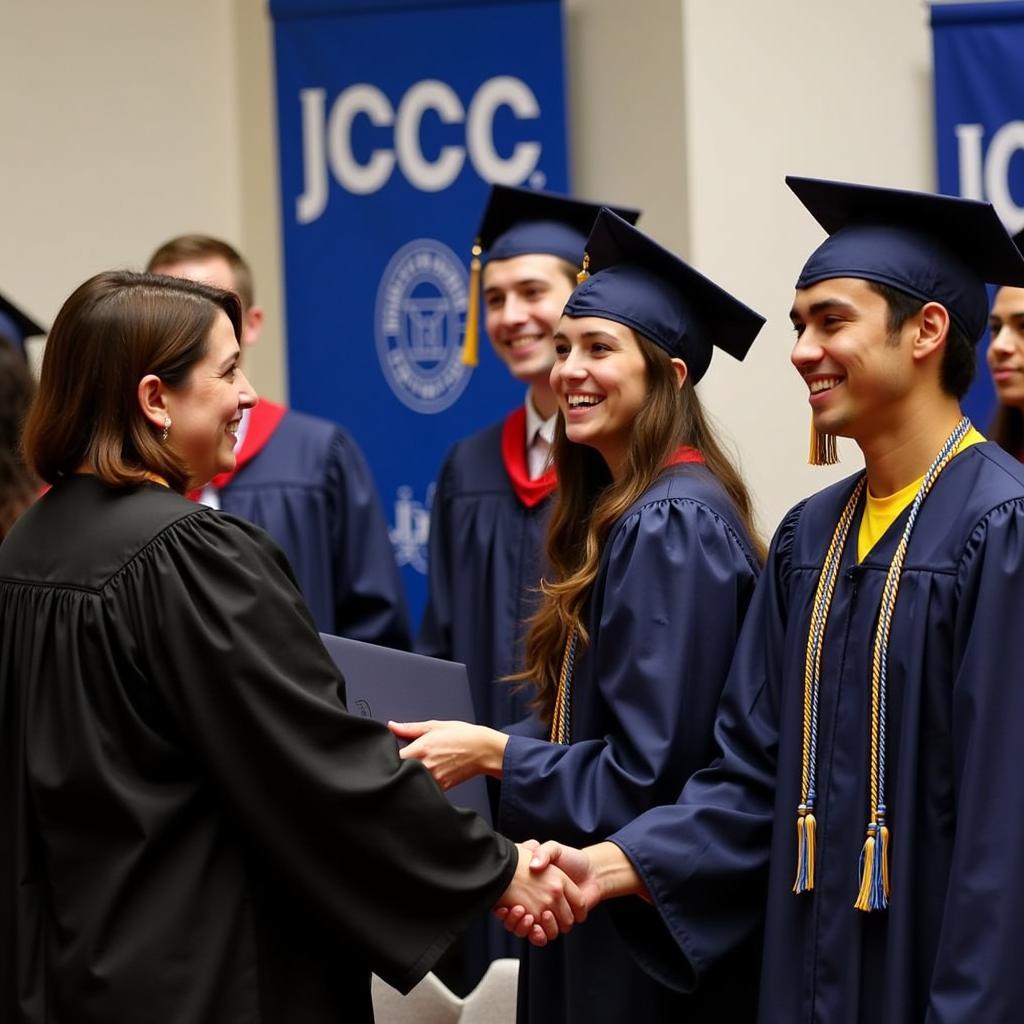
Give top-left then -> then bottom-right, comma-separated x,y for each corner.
320,633 -> 493,825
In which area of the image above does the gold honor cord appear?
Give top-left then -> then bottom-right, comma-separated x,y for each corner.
549,624 -> 579,745
794,417 -> 971,911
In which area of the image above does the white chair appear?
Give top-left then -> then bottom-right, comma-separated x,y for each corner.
371,958 -> 519,1024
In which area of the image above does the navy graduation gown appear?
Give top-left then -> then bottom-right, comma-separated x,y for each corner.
499,462 -> 761,1024
0,476 -> 515,1024
217,401 -> 411,649
611,441 -> 1024,1024
418,413 -> 552,730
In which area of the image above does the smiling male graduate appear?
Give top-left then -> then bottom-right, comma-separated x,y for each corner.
521,178 -> 1024,1023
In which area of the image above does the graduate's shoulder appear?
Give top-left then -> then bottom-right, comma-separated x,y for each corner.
612,464 -> 759,565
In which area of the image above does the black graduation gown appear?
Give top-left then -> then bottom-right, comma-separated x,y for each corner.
418,417 -> 550,731
219,402 -> 411,649
0,475 -> 515,1024
498,462 -> 761,1024
611,441 -> 1024,1024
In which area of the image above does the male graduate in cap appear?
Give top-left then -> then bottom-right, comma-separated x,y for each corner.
418,187 -> 639,733
518,179 -> 1024,1022
148,235 -> 410,649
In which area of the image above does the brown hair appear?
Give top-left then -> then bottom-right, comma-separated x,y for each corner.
514,334 -> 765,724
990,404 -> 1024,457
147,234 -> 254,311
22,271 -> 242,493
0,336 -> 40,539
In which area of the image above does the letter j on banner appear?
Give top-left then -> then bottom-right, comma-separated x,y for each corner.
270,0 -> 569,624
932,1 -> 1024,427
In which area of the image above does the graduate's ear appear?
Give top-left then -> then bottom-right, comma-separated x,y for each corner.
138,374 -> 170,431
670,357 -> 688,390
910,301 -> 950,366
242,305 -> 264,349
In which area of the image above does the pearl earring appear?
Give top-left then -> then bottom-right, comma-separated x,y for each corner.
160,415 -> 172,444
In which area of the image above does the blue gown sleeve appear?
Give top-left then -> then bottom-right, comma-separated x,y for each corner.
328,428 -> 412,650
606,503 -> 803,993
925,500 -> 1024,1022
416,446 -> 456,661
498,497 -> 760,847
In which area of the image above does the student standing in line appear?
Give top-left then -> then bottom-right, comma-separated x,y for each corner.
519,179 -> 1024,1024
987,228 -> 1024,458
396,209 -> 766,1022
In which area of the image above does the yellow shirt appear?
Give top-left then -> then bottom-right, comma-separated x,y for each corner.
857,427 -> 986,561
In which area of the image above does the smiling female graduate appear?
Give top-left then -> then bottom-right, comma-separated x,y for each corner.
520,179 -> 1024,1024
392,209 -> 767,1022
0,271 -> 586,1024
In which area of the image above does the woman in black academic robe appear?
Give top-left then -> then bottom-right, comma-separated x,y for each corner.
390,211 -> 768,1022
986,263 -> 1024,459
0,271 -> 582,1024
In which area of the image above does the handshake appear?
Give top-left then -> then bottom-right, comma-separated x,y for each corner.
493,840 -> 644,946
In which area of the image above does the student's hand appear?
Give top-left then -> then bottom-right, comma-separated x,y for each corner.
519,840 -> 648,909
493,843 -> 588,947
388,719 -> 508,788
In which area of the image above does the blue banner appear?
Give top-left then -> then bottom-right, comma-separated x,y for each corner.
270,0 -> 569,624
932,1 -> 1024,426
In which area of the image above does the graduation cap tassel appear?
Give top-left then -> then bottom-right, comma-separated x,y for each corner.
576,252 -> 590,285
808,420 -> 838,466
460,241 -> 483,367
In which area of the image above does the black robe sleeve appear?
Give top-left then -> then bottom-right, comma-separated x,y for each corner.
124,510 -> 515,992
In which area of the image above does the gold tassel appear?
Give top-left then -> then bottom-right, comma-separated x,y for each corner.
793,807 -> 817,893
808,420 -> 839,466
460,240 -> 483,367
576,251 -> 590,285
854,829 -> 876,911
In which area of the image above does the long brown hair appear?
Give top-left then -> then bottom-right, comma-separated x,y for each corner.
0,336 -> 40,539
515,333 -> 765,725
23,271 -> 241,493
990,404 -> 1024,458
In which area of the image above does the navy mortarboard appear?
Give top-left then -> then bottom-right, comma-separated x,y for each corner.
1015,226 -> 1024,256
788,175 -> 1024,464
461,186 -> 640,366
0,291 -> 46,356
564,207 -> 765,384
789,176 -> 1024,341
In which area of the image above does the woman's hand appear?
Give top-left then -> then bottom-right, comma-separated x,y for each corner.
387,719 -> 509,789
493,843 -> 588,946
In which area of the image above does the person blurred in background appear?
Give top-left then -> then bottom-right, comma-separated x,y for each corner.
148,234 -> 411,647
987,228 -> 1024,458
0,334 -> 40,540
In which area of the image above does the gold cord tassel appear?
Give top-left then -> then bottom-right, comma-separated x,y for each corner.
854,818 -> 889,912
460,241 -> 483,367
808,420 -> 838,466
576,252 -> 590,285
793,806 -> 817,893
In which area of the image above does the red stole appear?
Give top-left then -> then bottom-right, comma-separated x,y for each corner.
501,406 -> 557,509
187,399 -> 287,501
664,445 -> 704,468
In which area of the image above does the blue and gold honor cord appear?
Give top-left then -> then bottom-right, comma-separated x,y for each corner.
794,417 -> 971,911
549,624 -> 579,745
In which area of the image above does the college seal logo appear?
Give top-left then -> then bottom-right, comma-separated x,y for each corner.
375,238 -> 472,413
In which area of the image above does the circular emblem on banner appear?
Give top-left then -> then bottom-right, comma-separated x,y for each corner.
375,239 -> 472,414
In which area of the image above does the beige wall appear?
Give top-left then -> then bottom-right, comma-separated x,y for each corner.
2,0 -> 952,533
